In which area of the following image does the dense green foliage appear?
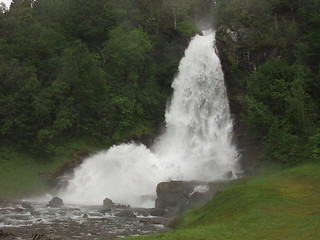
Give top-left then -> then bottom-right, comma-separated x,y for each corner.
0,0 -> 213,157
124,162 -> 320,240
215,0 -> 320,165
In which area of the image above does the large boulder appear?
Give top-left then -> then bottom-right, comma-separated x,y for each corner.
155,180 -> 228,216
155,181 -> 195,212
48,197 -> 64,208
103,198 -> 115,209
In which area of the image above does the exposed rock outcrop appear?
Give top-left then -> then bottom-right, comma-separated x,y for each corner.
155,180 -> 228,216
216,27 -> 267,172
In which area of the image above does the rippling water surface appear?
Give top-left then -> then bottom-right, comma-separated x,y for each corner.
0,200 -> 168,240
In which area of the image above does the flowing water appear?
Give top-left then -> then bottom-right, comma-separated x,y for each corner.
59,30 -> 239,208
0,200 -> 168,240
0,30 -> 240,239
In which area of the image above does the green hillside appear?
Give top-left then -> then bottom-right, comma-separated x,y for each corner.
126,162 -> 320,240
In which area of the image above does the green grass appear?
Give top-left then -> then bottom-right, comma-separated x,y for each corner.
125,163 -> 320,240
0,138 -> 104,198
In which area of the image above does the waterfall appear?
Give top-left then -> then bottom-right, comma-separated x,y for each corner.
59,30 -> 239,208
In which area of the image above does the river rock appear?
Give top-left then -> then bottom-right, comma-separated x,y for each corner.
103,198 -> 115,209
21,202 -> 34,211
100,208 -> 111,214
0,229 -> 13,238
31,210 -> 41,216
13,207 -> 24,213
48,197 -> 64,208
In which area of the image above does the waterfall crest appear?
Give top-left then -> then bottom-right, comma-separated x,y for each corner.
59,30 -> 239,207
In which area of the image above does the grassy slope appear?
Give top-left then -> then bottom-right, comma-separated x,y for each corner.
126,163 -> 320,240
0,138 -> 102,198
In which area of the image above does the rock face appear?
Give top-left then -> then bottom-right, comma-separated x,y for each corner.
149,208 -> 166,217
155,181 -> 227,216
216,27 -> 265,173
48,197 -> 64,208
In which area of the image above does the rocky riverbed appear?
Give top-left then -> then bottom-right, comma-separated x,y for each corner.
0,199 -> 169,240
0,179 -> 233,239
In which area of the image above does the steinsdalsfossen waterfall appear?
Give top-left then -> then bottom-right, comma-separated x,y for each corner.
60,30 -> 240,207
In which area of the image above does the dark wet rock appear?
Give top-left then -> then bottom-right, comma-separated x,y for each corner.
155,181 -> 194,212
31,233 -> 44,240
208,181 -> 228,195
0,199 -> 23,208
103,198 -> 115,209
133,208 -> 150,217
48,197 -> 63,208
223,171 -> 234,179
155,181 -> 204,215
67,207 -> 81,211
22,202 -> 34,211
189,192 -> 211,206
83,213 -> 88,218
99,208 -> 111,214
155,180 -> 229,216
115,204 -> 130,209
149,208 -> 166,217
31,210 -> 41,217
13,207 -> 25,213
164,207 -> 180,217
114,210 -> 136,218
0,229 -> 13,238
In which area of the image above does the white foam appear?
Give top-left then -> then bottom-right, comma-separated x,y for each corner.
59,31 -> 240,207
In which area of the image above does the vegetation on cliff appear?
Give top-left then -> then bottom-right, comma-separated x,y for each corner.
0,0 -> 211,157
214,0 -> 320,165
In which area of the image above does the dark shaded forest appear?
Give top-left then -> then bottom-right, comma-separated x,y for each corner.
0,0 -> 319,165
0,0 -> 213,156
214,0 -> 320,165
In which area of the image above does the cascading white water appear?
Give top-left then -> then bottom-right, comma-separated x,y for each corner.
59,30 -> 239,208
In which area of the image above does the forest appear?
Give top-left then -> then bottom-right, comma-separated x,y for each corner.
0,0 -> 319,194
214,0 -> 320,165
0,0 -> 320,239
0,0 -> 212,157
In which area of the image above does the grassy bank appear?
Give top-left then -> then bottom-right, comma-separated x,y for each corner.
126,162 -> 320,240
0,138 -> 103,198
